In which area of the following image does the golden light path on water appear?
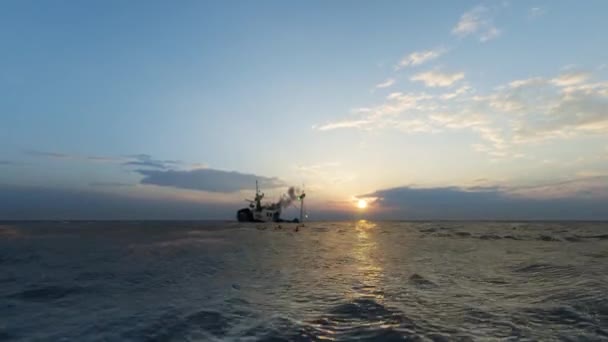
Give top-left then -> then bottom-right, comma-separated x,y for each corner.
350,220 -> 383,301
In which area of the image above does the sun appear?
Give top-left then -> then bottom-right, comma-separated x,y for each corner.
357,199 -> 368,209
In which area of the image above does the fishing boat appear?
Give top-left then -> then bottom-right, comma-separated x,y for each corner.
236,181 -> 305,223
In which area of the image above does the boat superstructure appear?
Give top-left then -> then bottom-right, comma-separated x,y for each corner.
236,181 -> 305,223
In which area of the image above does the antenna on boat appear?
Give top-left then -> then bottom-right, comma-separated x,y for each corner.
299,187 -> 306,223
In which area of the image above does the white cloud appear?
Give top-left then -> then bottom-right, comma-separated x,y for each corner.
441,85 -> 472,100
315,120 -> 370,131
314,92 -> 434,132
452,6 -> 485,36
397,48 -> 446,69
430,112 -> 488,129
395,119 -> 439,133
485,73 -> 608,142
480,27 -> 501,42
296,162 -> 341,173
576,170 -> 608,178
315,67 -> 608,161
375,78 -> 395,89
452,5 -> 501,42
551,71 -> 591,87
508,77 -> 545,88
410,70 -> 465,87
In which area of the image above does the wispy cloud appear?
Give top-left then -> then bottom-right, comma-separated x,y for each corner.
396,48 -> 446,69
23,149 -> 214,173
0,184 -> 237,220
89,182 -> 135,187
295,162 -> 356,187
123,154 -> 181,169
24,150 -> 123,163
480,72 -> 608,142
441,85 -> 472,100
550,71 -> 591,87
0,160 -> 20,166
480,27 -> 501,42
315,120 -> 371,131
410,70 -> 465,87
576,170 -> 608,178
295,162 -> 341,173
316,66 -> 607,161
24,150 -> 72,159
452,5 -> 501,42
375,78 -> 395,89
528,7 -> 546,19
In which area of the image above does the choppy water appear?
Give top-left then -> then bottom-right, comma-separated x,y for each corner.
1,221 -> 608,341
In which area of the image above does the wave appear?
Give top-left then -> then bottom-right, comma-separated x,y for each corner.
512,263 -> 581,281
8,285 -> 87,302
420,230 -> 607,243
124,309 -> 231,341
409,274 -> 438,289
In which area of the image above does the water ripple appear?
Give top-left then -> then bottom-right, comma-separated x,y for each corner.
1,220 -> 607,340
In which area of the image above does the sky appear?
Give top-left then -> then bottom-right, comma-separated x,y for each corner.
1,0 -> 607,220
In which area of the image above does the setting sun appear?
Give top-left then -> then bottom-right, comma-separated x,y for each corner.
357,199 -> 368,209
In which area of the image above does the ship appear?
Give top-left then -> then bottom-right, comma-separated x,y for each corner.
236,181 -> 305,223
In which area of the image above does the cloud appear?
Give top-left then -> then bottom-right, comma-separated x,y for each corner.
24,150 -> 123,163
136,168 -> 285,193
551,71 -> 591,87
452,5 -> 501,42
295,162 -> 341,173
441,85 -> 472,100
397,48 -> 446,69
488,73 -> 608,142
315,92 -> 434,131
375,78 -> 395,89
0,184 -> 236,220
24,150 -> 72,159
24,150 -> 192,169
410,70 -> 465,87
294,162 -> 356,188
528,7 -> 546,19
86,156 -> 121,162
0,160 -> 20,166
315,119 -> 371,131
89,182 -> 135,187
480,27 -> 501,42
576,170 -> 608,178
508,176 -> 608,200
123,154 -> 181,169
361,178 -> 608,219
0,184 -> 353,220
316,67 -> 607,160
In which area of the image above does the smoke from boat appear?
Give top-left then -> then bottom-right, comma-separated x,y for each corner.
276,186 -> 300,208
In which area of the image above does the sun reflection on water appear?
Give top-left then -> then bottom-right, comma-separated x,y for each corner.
349,220 -> 384,302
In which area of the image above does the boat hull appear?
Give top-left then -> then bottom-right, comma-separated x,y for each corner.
236,208 -> 299,223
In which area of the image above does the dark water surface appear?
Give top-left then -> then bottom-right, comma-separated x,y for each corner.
1,221 -> 607,341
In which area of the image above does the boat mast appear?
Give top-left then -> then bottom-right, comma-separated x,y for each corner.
299,192 -> 306,222
254,180 -> 263,211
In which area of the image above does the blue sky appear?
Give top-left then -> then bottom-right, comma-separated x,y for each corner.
1,1 -> 607,219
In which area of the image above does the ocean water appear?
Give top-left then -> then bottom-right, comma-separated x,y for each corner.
1,221 -> 607,341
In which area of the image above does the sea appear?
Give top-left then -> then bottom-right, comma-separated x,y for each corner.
1,221 -> 607,341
